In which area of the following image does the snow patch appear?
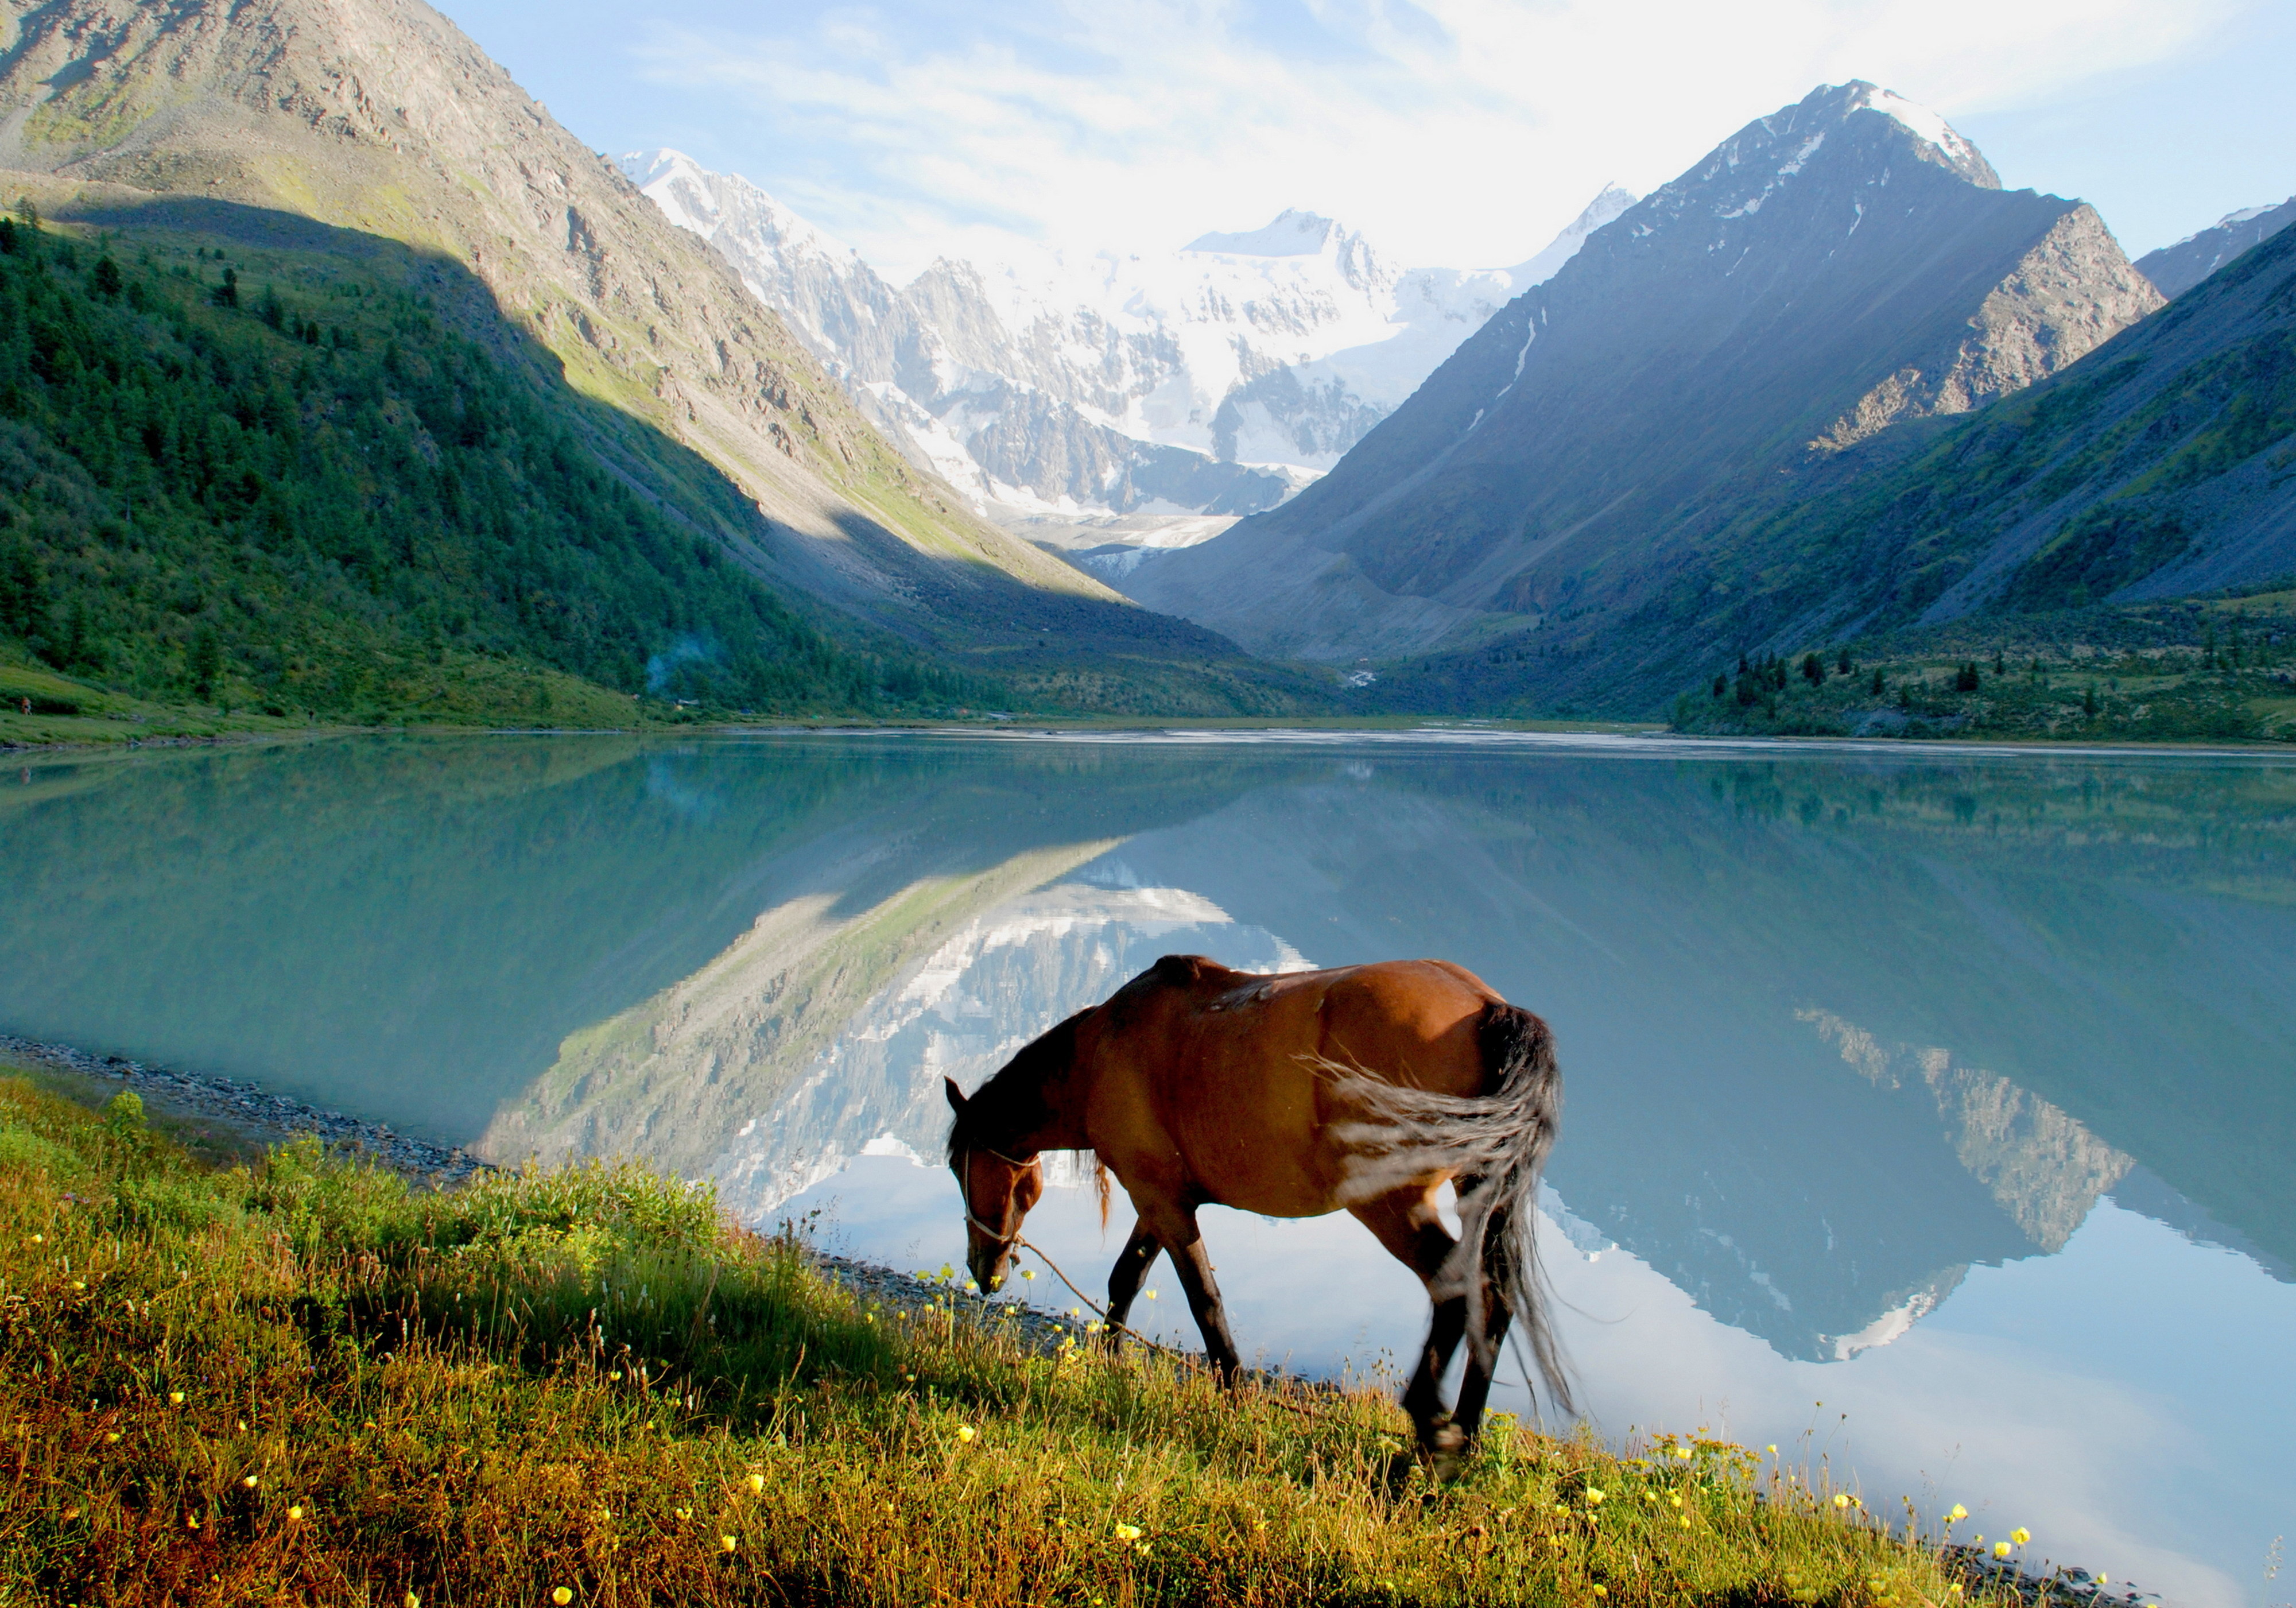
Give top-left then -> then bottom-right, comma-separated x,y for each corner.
1844,86 -> 1987,179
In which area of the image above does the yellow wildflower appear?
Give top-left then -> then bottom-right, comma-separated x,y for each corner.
1946,1504 -> 1968,1522
956,1425 -> 976,1443
675,1507 -> 692,1521
2011,1528 -> 2030,1547
407,1595 -> 421,1608
288,1506 -> 304,1521
1767,1444 -> 1778,1455
1994,1543 -> 2012,1560
169,1392 -> 184,1405
1114,1522 -> 1143,1541
553,1590 -> 573,1605
106,1432 -> 120,1443
1676,1445 -> 1693,1459
1833,1494 -> 1849,1508
1584,1488 -> 1605,1505
720,1535 -> 738,1553
746,1473 -> 765,1495
1021,1269 -> 1035,1281
244,1475 -> 259,1489
1593,1588 -> 1608,1598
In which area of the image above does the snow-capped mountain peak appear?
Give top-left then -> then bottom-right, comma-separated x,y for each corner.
620,147 -> 1634,522
1184,209 -> 1343,256
1841,82 -> 1996,187
1506,184 -> 1636,285
623,148 -> 851,260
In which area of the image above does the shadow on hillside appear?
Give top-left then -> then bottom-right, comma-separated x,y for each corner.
53,191 -> 1313,703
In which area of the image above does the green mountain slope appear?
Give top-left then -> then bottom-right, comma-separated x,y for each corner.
0,0 -> 1091,630
0,213 -> 977,721
0,0 -> 1317,722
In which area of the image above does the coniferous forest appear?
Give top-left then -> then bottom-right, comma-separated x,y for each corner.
0,212 -> 978,724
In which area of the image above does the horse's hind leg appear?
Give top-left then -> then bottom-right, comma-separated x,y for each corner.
1452,1287 -> 1512,1439
1101,1219 -> 1161,1352
1348,1189 -> 1468,1458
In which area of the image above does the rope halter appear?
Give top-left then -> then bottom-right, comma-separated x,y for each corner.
956,1143 -> 1040,1252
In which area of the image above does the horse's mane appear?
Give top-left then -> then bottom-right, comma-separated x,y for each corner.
947,1009 -> 1110,1226
945,1010 -> 1084,1166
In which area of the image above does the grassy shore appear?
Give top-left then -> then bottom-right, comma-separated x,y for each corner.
2,1074 -> 2029,1607
1669,591 -> 2296,743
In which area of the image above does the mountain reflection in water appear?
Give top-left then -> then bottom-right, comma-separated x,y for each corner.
3,732 -> 2291,1605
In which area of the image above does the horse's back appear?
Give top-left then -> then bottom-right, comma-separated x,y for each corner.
1083,955 -> 1505,1216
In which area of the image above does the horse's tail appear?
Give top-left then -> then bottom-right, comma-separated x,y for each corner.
1319,1001 -> 1571,1415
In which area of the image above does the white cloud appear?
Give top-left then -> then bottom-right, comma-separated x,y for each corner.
632,0 -> 2244,280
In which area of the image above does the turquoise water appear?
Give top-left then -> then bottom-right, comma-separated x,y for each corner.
5,731 -> 2292,1603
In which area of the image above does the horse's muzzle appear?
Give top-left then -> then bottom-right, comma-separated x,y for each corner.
967,1238 -> 1014,1295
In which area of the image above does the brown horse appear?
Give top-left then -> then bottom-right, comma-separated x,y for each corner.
945,953 -> 1570,1460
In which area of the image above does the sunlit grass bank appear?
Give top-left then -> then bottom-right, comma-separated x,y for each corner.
2,1075 -> 2018,1606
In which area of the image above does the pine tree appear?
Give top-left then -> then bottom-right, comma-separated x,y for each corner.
189,625 -> 224,699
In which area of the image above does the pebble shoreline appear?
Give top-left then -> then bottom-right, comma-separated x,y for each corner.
1,1032 -> 486,1181
1,1032 -> 2166,1602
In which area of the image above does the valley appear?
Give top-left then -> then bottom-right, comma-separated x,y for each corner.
0,0 -> 2289,743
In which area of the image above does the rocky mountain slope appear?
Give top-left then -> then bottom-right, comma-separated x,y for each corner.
1677,215 -> 2296,638
1386,192 -> 2296,718
2138,195 -> 2296,298
1123,83 -> 2162,668
0,0 -> 1269,686
626,148 -> 1632,519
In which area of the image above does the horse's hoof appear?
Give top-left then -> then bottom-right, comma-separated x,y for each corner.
1424,1421 -> 1468,1483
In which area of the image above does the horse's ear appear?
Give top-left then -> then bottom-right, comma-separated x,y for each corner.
944,1075 -> 967,1114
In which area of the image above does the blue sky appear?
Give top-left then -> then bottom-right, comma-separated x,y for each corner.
436,0 -> 2296,280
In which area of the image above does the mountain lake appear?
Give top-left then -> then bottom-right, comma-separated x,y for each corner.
5,729 -> 2291,1606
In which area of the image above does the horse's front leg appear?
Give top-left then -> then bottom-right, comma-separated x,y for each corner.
1101,1219 -> 1161,1353
1151,1208 -> 1243,1386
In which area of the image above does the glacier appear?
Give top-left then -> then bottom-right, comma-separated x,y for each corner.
621,148 -> 1633,540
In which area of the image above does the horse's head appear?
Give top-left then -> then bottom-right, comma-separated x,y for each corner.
945,1075 -> 1044,1293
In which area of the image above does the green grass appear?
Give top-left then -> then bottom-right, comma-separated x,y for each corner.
0,1076 -> 2024,1606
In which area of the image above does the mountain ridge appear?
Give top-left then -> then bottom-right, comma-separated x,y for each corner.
1122,81 -> 2162,667
2138,195 -> 2296,299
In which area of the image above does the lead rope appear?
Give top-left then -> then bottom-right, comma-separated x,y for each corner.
956,1149 -> 1352,1424
1003,1234 -> 1359,1426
